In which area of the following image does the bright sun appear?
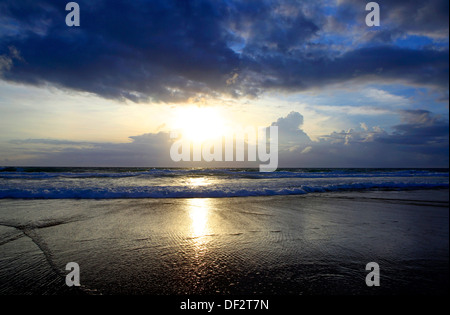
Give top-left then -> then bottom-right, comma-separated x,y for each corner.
172,106 -> 227,142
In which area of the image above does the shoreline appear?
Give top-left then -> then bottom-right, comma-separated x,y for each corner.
0,186 -> 448,200
0,189 -> 448,295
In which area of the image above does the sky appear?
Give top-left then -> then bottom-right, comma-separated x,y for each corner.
0,0 -> 448,168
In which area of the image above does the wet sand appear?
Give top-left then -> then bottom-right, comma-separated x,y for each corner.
0,189 -> 448,295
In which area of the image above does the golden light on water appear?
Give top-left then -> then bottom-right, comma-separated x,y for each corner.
188,177 -> 210,187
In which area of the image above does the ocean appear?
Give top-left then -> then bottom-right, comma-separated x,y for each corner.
1,167 -> 448,199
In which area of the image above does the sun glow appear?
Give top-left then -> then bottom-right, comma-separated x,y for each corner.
172,107 -> 227,142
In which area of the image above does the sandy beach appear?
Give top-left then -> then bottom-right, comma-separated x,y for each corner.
0,189 -> 448,295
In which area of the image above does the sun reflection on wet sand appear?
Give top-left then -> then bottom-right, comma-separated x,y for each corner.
184,198 -> 215,291
187,198 -> 213,254
189,200 -> 209,236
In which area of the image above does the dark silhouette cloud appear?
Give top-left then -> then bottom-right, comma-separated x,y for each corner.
0,0 -> 448,102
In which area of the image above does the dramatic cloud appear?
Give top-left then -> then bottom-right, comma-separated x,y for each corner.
271,111 -> 311,146
0,0 -> 448,102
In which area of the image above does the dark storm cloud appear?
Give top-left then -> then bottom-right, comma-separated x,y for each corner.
248,46 -> 449,92
0,0 -> 448,102
0,0 -> 243,102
